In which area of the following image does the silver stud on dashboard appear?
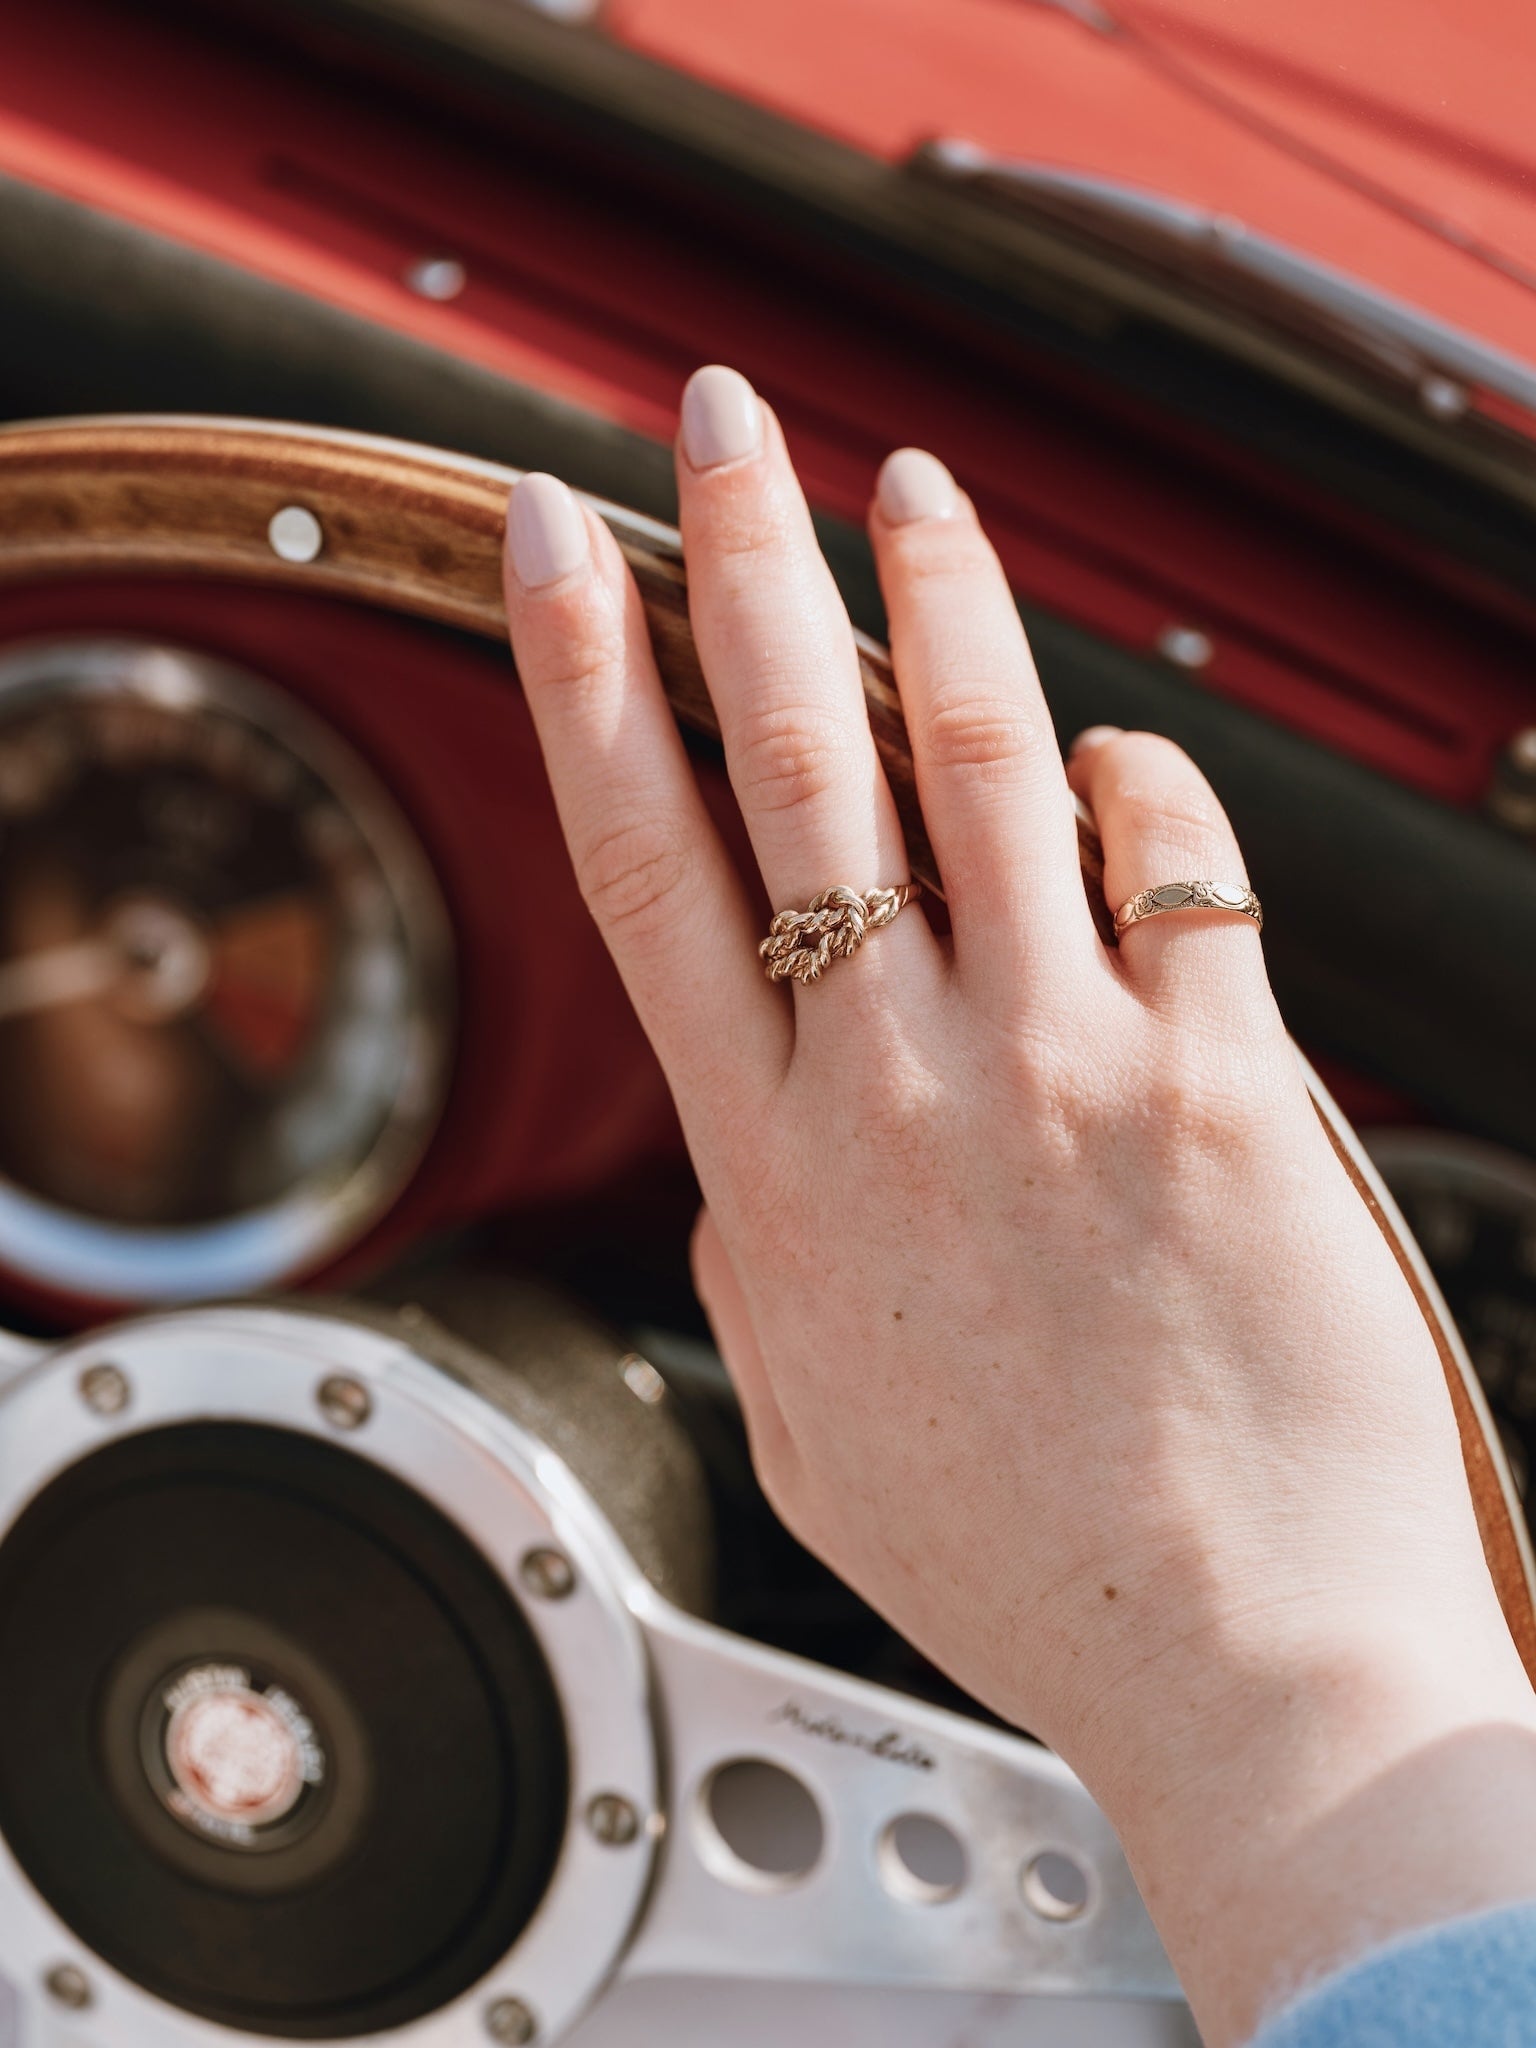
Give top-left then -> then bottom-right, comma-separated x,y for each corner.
1155,623 -> 1214,670
267,504 -> 324,564
403,255 -> 467,302
1418,373 -> 1469,421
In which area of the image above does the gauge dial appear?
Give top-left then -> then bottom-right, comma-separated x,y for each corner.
0,639 -> 452,1300
1367,1130 -> 1536,1504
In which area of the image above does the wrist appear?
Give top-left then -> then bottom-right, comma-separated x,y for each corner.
1066,1605 -> 1536,2046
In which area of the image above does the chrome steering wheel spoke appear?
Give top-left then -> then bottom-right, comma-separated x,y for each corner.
623,1594 -> 1180,2008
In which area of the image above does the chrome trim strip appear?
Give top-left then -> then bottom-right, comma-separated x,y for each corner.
913,147 -> 1536,423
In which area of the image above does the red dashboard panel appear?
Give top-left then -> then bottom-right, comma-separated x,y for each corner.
0,1 -> 1533,812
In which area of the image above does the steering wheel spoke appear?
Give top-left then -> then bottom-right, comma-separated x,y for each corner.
624,1596 -> 1180,2007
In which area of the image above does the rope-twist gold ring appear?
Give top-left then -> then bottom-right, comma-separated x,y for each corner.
759,883 -> 917,985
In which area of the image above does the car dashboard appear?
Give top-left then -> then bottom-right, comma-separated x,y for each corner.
0,4 -> 1533,2045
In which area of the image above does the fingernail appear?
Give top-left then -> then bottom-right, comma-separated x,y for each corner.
876,447 -> 959,525
680,365 -> 762,469
1068,724 -> 1122,756
507,473 -> 589,588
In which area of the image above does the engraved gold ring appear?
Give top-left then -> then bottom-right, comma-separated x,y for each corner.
1113,880 -> 1263,937
759,883 -> 917,985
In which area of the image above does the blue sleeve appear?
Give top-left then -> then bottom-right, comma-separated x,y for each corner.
1249,1901 -> 1536,2047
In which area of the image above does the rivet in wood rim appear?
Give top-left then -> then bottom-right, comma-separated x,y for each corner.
519,1547 -> 576,1601
316,1376 -> 372,1430
43,1962 -> 93,2011
483,1995 -> 537,2044
78,1363 -> 130,1417
268,505 -> 324,564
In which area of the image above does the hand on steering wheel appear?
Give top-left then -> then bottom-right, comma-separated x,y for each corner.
502,364 -> 1536,2045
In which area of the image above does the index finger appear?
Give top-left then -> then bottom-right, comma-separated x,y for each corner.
503,472 -> 789,1116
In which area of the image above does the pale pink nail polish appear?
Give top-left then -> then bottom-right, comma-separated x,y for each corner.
1069,724 -> 1123,757
507,473 -> 589,588
876,447 -> 958,525
680,365 -> 763,469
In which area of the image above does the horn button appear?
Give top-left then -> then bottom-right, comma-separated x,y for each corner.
158,1661 -> 321,1840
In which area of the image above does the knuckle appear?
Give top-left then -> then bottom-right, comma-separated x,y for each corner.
845,1046 -> 949,1171
920,688 -> 1040,777
731,698 -> 848,815
695,493 -> 798,576
1138,1055 -> 1243,1145
1141,786 -> 1230,842
523,615 -> 628,703
1114,1035 -> 1284,1171
1108,737 -> 1228,835
574,816 -> 692,936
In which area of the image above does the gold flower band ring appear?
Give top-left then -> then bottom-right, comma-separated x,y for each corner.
1113,880 -> 1263,936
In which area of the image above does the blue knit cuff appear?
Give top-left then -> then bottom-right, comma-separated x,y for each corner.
1250,1901 -> 1536,2048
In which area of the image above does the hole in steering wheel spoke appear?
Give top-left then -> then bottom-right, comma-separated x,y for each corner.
1021,1848 -> 1093,1921
878,1812 -> 967,1904
696,1758 -> 824,1892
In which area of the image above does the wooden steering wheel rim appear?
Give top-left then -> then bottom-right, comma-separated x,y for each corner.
1,412 -> 1532,1678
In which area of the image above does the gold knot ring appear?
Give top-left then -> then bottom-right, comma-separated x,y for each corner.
1113,879 -> 1263,937
759,883 -> 917,985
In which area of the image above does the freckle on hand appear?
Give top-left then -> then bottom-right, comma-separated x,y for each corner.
892,1309 -> 903,1320
1103,1585 -> 1118,1601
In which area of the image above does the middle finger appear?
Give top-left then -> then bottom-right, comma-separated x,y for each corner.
676,367 -> 923,982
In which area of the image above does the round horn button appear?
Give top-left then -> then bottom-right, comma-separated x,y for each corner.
161,1667 -> 320,1840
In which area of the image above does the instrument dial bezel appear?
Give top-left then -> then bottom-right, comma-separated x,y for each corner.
0,636 -> 454,1301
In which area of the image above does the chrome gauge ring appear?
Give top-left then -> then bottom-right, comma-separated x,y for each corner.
0,638 -> 453,1300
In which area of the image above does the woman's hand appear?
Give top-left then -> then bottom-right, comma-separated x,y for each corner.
502,365 -> 1536,2043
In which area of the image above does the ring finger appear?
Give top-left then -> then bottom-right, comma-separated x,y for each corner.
676,366 -> 932,999
1066,727 -> 1270,1021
